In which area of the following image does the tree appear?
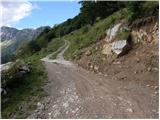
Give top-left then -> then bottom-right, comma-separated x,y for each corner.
126,1 -> 145,21
79,1 -> 123,25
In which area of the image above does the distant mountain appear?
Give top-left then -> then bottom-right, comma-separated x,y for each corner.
1,26 -> 51,64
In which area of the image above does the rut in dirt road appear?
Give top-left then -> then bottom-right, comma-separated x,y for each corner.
29,40 -> 158,119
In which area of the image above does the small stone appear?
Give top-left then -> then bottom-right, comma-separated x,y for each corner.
154,91 -> 158,95
37,102 -> 41,106
52,105 -> 56,108
134,71 -> 137,74
72,110 -> 76,113
66,111 -> 69,114
48,113 -> 51,116
126,108 -> 133,113
136,58 -> 140,63
147,67 -> 152,72
104,74 -> 108,77
63,102 -> 69,108
154,86 -> 158,91
94,65 -> 99,71
146,84 -> 150,87
152,109 -> 156,112
90,65 -> 93,69
113,61 -> 121,65
152,67 -> 159,71
98,72 -> 102,75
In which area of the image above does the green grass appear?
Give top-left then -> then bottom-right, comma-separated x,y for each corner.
1,58 -> 46,118
116,28 -> 130,40
64,9 -> 126,60
1,38 -> 64,119
50,39 -> 65,59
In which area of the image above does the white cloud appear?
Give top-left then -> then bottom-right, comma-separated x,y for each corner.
0,0 -> 37,27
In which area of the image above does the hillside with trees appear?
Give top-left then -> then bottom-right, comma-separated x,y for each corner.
1,1 -> 159,119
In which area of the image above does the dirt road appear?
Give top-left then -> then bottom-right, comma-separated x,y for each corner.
29,40 -> 158,119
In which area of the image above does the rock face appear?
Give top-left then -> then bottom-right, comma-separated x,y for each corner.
102,23 -> 132,57
132,22 -> 158,44
105,23 -> 122,42
1,26 -> 50,42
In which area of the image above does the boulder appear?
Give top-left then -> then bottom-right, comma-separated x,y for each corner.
112,40 -> 127,55
112,39 -> 132,57
112,34 -> 132,57
18,65 -> 30,74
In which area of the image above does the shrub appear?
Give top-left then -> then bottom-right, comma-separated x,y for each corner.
116,28 -> 131,40
142,1 -> 159,16
125,1 -> 158,21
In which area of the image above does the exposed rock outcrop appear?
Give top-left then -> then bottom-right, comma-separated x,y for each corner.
103,23 -> 132,57
105,23 -> 122,42
132,22 -> 158,44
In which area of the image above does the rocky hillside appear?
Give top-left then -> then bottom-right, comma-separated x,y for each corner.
1,26 -> 50,63
71,16 -> 159,98
75,16 -> 158,73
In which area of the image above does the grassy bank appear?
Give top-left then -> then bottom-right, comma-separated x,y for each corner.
1,38 -> 64,118
64,9 -> 126,60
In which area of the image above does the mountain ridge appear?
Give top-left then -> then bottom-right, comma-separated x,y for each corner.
1,26 -> 51,64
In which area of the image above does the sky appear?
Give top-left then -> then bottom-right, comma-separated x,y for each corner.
0,0 -> 81,29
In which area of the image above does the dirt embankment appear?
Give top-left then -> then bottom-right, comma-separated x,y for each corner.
75,18 -> 159,88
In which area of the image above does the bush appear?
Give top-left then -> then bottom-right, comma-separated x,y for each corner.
116,28 -> 131,40
126,1 -> 144,21
81,25 -> 90,34
142,1 -> 159,16
126,1 -> 158,21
